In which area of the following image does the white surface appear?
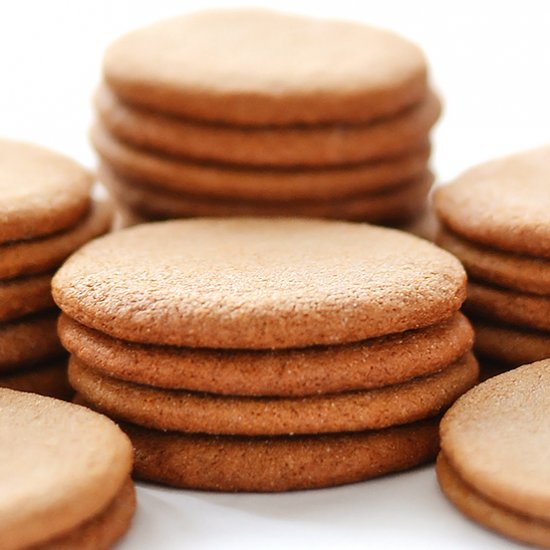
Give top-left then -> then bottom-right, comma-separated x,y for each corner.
1,1 -> 547,548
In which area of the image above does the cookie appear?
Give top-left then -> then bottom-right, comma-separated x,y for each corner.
0,272 -> 55,322
435,146 -> 550,258
437,226 -> 550,295
91,124 -> 431,201
437,454 -> 550,549
124,417 -> 438,492
0,139 -> 92,244
400,205 -> 439,241
0,388 -> 133,549
466,280 -> 550,331
101,165 -> 432,223
59,312 -> 473,396
472,318 -> 550,367
52,218 -> 467,348
0,359 -> 70,399
96,86 -> 439,167
440,359 -> 550,523
103,9 -> 428,125
0,311 -> 64,371
0,199 -> 113,281
68,352 -> 478,435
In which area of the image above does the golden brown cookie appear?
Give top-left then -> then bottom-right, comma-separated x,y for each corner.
52,218 -> 467,348
466,280 -> 550,331
96,86 -> 439,167
101,165 -> 432,223
0,359 -> 70,400
106,415 -> 439,492
437,454 -> 550,549
0,199 -> 113,281
472,318 -> 550,367
0,273 -> 55,322
92,124 -> 431,201
103,9 -> 428,125
0,139 -> 92,244
437,226 -> 550,295
440,359 -> 550,523
68,353 -> 478,435
435,146 -> 550,258
0,311 -> 64,372
0,388 -> 134,550
59,312 -> 473,396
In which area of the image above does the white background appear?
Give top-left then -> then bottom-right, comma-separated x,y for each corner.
1,1 -> 547,548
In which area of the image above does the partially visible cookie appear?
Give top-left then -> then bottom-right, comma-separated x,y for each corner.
68,353 -> 477,435
59,312 -> 473,396
0,139 -> 92,244
52,218 -> 467,349
96,86 -> 439,167
0,388 -> 134,550
435,146 -> 550,258
0,273 -> 55,322
103,9 -> 428,125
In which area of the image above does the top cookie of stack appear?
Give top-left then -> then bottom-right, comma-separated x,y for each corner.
93,9 -> 440,225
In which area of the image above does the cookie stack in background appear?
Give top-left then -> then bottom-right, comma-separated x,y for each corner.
0,139 -> 112,398
91,9 -> 440,226
53,218 -> 478,492
435,147 -> 550,373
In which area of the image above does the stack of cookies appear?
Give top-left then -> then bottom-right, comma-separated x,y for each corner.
53,218 -> 477,492
0,139 -> 112,398
438,359 -> 550,548
435,147 -> 550,372
92,9 -> 440,226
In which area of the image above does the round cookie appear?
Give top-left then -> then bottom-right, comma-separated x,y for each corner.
435,146 -> 550,258
96,86 -> 439,167
0,388 -> 133,550
438,226 -> 550,295
91,124 -> 431,201
0,359 -> 71,400
437,454 -> 550,549
440,359 -> 550,523
101,166 -> 432,223
52,218 -> 467,349
0,199 -> 113,281
68,353 -> 478,436
0,273 -> 55,322
473,318 -> 550,367
0,139 -> 92,244
103,9 -> 428,125
59,312 -> 473,396
120,417 -> 439,492
0,311 -> 64,371
466,280 -> 550,331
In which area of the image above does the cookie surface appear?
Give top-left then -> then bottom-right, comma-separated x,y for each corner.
0,388 -> 133,550
440,359 -> 550,522
0,199 -> 113,281
125,418 -> 438,492
473,318 -> 550,367
92,124 -> 431,201
103,9 -> 427,125
0,139 -> 92,244
69,353 -> 477,435
96,86 -> 439,167
435,146 -> 550,258
437,454 -> 550,549
102,166 -> 432,223
0,359 -> 70,400
0,273 -> 55,322
59,312 -> 472,396
466,280 -> 550,331
438,226 -> 550,295
0,311 -> 64,371
53,218 -> 466,348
